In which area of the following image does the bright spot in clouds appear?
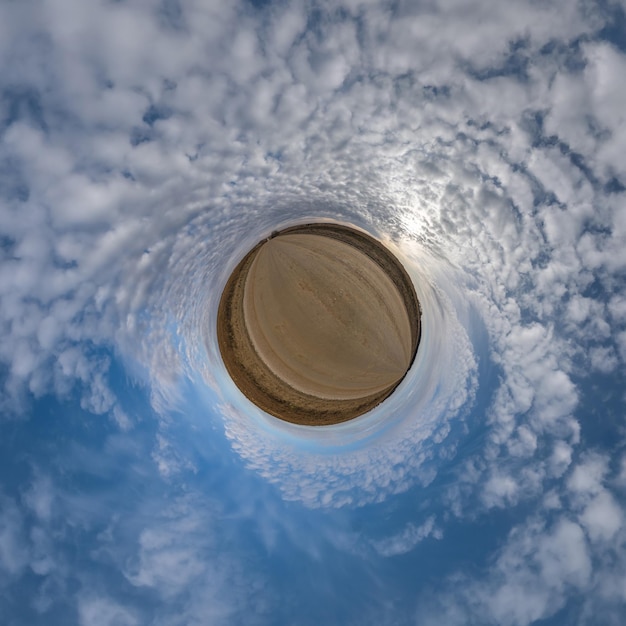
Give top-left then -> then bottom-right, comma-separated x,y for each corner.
1,1 -> 625,625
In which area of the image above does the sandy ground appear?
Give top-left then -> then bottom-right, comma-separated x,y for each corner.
216,223 -> 421,426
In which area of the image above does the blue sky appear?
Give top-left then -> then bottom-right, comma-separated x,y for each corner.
1,0 -> 626,624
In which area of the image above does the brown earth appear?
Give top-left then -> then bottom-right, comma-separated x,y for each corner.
216,223 -> 421,426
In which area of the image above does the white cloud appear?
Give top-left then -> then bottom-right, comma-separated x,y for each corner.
122,496 -> 260,625
548,440 -> 574,478
419,451 -> 626,625
568,452 -> 609,497
482,473 -> 520,509
565,452 -> 625,544
417,515 -> 593,626
78,596 -> 138,626
589,344 -> 619,373
0,482 -> 61,596
579,491 -> 623,543
609,294 -> 626,323
372,516 -> 441,557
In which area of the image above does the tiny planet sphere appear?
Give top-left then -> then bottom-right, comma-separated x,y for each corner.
217,223 -> 421,425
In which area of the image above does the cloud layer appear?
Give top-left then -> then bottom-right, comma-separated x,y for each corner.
1,0 -> 626,624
